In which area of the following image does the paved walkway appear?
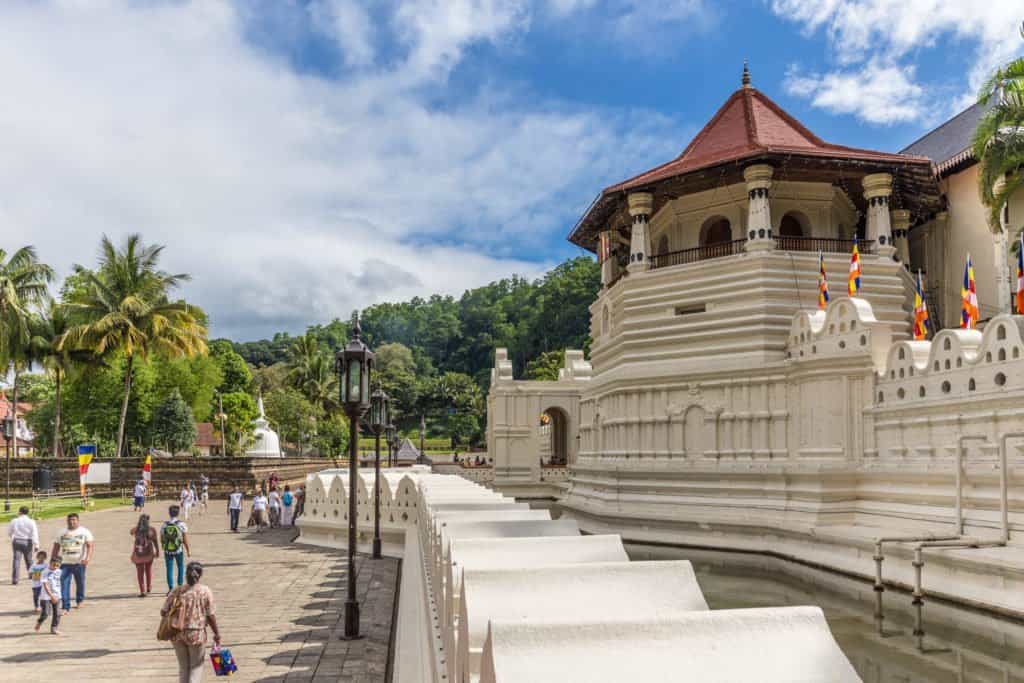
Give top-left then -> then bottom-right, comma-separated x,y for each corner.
0,501 -> 399,682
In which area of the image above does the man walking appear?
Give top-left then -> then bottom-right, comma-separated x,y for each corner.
228,487 -> 243,533
8,506 -> 39,584
51,513 -> 94,613
132,479 -> 148,512
160,505 -> 191,594
199,474 -> 210,514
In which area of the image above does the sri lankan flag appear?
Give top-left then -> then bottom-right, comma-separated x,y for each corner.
1016,233 -> 1024,315
913,270 -> 929,341
961,253 -> 979,329
818,251 -> 830,310
848,236 -> 862,296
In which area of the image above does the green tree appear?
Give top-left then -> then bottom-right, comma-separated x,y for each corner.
209,339 -> 251,394
264,388 -> 317,455
149,389 -> 197,454
286,332 -> 337,413
219,391 -> 258,456
974,29 -> 1024,228
524,349 -> 565,381
314,412 -> 350,457
59,235 -> 208,457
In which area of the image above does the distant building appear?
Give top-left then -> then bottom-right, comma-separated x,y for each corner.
0,391 -> 35,456
193,422 -> 221,457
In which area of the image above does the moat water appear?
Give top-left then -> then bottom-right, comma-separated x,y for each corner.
626,543 -> 1024,683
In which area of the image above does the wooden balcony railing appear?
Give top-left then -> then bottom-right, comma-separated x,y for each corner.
648,236 -> 874,270
649,239 -> 746,269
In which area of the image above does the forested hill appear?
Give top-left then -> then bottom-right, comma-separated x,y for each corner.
230,256 -> 599,388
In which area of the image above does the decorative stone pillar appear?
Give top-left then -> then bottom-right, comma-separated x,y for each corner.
891,209 -> 911,266
862,173 -> 895,258
743,164 -> 775,252
597,230 -> 615,287
627,192 -> 653,273
993,176 -> 1012,314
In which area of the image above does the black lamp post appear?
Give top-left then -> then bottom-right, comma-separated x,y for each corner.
3,413 -> 13,513
369,388 -> 389,560
386,422 -> 396,468
217,394 -> 227,457
335,317 -> 374,640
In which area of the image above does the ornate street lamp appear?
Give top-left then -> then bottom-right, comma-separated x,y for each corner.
335,317 -> 374,640
217,394 -> 227,457
369,388 -> 389,560
386,421 -> 397,468
3,413 -> 14,513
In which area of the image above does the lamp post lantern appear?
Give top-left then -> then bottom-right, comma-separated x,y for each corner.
335,317 -> 374,640
3,413 -> 13,513
386,422 -> 396,468
369,388 -> 389,560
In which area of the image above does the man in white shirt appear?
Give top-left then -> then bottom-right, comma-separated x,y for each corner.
50,513 -> 94,613
8,506 -> 39,584
132,479 -> 147,511
228,487 -> 243,533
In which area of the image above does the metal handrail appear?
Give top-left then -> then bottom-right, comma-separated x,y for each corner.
775,235 -> 876,254
648,236 -> 874,270
650,239 -> 746,269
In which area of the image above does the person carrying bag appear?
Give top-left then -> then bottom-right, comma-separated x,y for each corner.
159,561 -> 221,683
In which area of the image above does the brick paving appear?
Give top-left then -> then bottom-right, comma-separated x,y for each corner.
0,500 -> 399,682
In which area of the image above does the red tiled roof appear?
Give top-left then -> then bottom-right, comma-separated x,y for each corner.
606,85 -> 930,194
194,422 -> 219,448
0,392 -> 33,416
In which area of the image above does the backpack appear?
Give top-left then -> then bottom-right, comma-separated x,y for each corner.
282,492 -> 293,506
133,529 -> 151,557
161,522 -> 183,553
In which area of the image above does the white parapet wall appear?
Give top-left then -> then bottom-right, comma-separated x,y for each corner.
478,607 -> 861,683
300,469 -> 862,683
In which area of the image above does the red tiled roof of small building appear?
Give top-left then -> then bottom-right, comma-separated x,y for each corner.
194,422 -> 219,447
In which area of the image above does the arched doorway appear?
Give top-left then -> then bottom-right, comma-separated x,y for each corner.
700,216 -> 732,247
540,407 -> 570,465
778,212 -> 806,238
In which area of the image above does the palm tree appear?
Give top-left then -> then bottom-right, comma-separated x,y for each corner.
30,302 -> 97,457
0,246 -> 54,459
973,29 -> 1024,228
287,333 -> 338,412
60,234 -> 208,458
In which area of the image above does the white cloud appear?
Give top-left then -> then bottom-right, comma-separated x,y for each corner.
784,61 -> 925,125
309,0 -> 377,67
543,0 -> 712,51
771,0 -> 1024,122
0,0 -> 677,340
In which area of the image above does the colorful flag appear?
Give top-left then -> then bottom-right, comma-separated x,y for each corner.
77,444 -> 96,498
598,231 -> 611,264
848,236 -> 862,296
913,270 -> 929,341
142,454 -> 152,485
818,251 -> 830,310
961,253 -> 979,329
1016,233 -> 1024,315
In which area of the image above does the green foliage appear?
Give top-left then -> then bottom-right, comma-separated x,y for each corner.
209,339 -> 251,394
251,362 -> 288,395
524,349 -> 564,381
219,391 -> 258,456
17,373 -> 53,404
149,389 -> 197,454
313,412 -> 350,457
264,388 -> 318,453
974,53 -> 1024,228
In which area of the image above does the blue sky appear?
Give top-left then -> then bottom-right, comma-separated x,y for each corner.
1,1 -> 1021,340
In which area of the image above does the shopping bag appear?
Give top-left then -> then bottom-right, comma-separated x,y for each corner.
210,646 -> 238,676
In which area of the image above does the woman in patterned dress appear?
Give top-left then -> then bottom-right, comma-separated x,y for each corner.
161,561 -> 221,683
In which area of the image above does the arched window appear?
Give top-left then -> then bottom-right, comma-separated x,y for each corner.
700,216 -> 732,247
779,213 -> 805,238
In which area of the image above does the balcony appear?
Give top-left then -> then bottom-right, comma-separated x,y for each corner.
649,236 -> 875,270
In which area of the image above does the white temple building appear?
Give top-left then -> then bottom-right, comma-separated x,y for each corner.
486,69 -> 1024,620
246,394 -> 282,458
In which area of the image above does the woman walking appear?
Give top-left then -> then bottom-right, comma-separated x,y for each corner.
161,561 -> 221,683
280,485 -> 294,527
130,514 -> 159,597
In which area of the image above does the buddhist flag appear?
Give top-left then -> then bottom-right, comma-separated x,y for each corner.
913,270 -> 929,341
78,444 -> 96,498
961,253 -> 979,329
817,251 -> 830,310
142,454 -> 152,484
848,236 -> 862,296
1016,233 -> 1024,315
598,231 -> 611,264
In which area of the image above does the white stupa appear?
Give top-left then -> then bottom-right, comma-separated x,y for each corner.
246,394 -> 282,458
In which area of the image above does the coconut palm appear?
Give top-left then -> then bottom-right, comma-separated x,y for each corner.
30,302 -> 99,457
973,33 -> 1024,227
287,332 -> 338,412
60,234 -> 208,457
0,246 -> 54,458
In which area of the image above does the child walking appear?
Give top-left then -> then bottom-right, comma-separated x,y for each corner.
35,555 -> 63,635
29,551 -> 48,612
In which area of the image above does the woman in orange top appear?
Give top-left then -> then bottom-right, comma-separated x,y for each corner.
161,561 -> 221,682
